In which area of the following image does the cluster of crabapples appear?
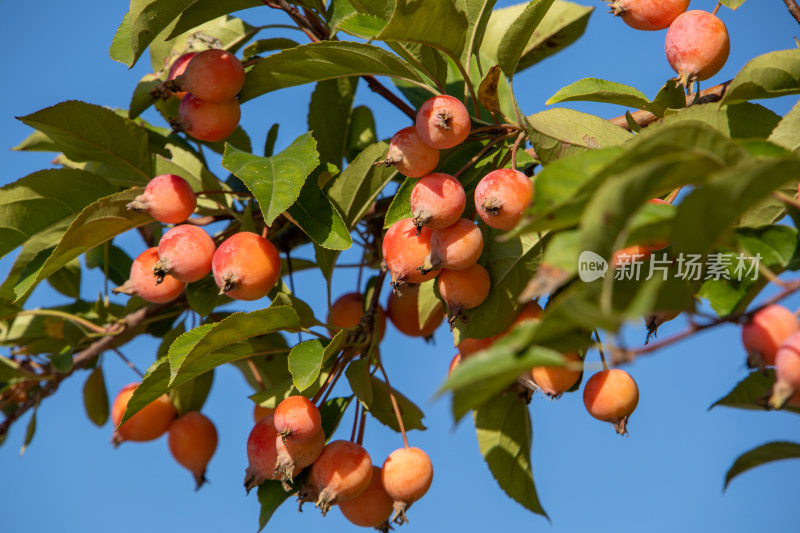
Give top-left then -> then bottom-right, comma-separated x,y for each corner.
608,0 -> 730,87
111,382 -> 218,489
741,305 -> 800,409
162,48 -> 245,142
118,173 -> 281,303
246,395 -> 433,529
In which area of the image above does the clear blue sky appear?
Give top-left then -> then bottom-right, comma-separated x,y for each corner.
1,1 -> 799,532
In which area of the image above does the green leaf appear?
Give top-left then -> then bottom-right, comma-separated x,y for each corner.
20,406 -> 37,456
346,106 -> 377,162
525,108 -> 631,164
724,441 -> 800,490
496,0 -> 555,77
722,49 -> 800,104
109,12 -> 134,66
309,78 -> 358,168
417,279 -> 442,333
710,369 -> 800,414
460,0 -> 499,66
239,41 -> 425,103
169,369 -> 214,415
383,178 -> 419,229
187,275 -> 231,316
119,0 -> 194,68
257,480 -> 295,531
168,0 -> 263,40
336,13 -> 387,39
346,359 -> 426,432
288,339 -> 330,392
319,395 -> 353,439
243,38 -> 301,58
49,346 -> 74,373
768,99 -> 800,151
84,243 -> 133,287
222,134 -> 320,226
47,259 -> 81,299
0,169 -> 116,261
719,0 -> 746,8
326,142 -> 395,229
12,188 -> 152,303
12,130 -> 59,152
17,101 -> 151,180
474,392 -> 547,517
659,102 -> 781,140
286,176 -> 353,250
128,73 -> 162,120
546,78 -> 650,109
377,0 -> 469,59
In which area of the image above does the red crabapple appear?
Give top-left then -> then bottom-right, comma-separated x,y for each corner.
457,337 -> 493,358
168,411 -> 218,489
415,95 -> 471,149
275,427 -> 325,484
583,369 -> 639,435
608,0 -> 689,31
171,49 -> 245,102
154,225 -> 216,283
327,292 -> 387,342
111,382 -> 177,446
474,169 -> 534,231
437,263 -> 491,323
176,94 -> 241,142
531,352 -> 582,398
771,332 -> 800,408
212,232 -> 281,301
253,404 -> 275,423
742,305 -> 799,368
665,10 -> 730,85
410,173 -> 466,232
387,284 -> 444,339
339,466 -> 394,529
167,52 -> 198,99
126,174 -> 197,224
382,446 -> 434,525
113,247 -> 186,303
312,440 -> 373,515
245,414 -> 299,492
274,395 -> 322,443
423,218 -> 483,273
380,127 -> 440,178
383,218 -> 441,287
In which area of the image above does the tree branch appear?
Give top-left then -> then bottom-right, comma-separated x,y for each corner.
784,0 -> 800,24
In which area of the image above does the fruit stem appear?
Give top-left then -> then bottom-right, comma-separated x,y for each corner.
665,188 -> 682,204
246,359 -> 266,390
112,348 -> 144,378
594,330 -> 608,371
773,191 -> 800,211
711,2 -> 721,15
356,403 -> 367,445
453,132 -> 516,179
510,132 -> 527,171
349,400 -> 360,442
375,354 -> 409,448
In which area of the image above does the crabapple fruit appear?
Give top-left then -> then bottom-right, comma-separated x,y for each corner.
437,263 -> 491,322
177,94 -> 241,142
212,232 -> 281,301
168,411 -> 218,489
339,466 -> 394,529
531,352 -> 582,398
611,244 -> 653,267
253,404 -> 275,422
665,10 -> 730,85
410,173 -> 466,231
771,332 -> 800,408
111,382 -> 176,446
448,353 -> 462,375
327,292 -> 387,342
383,218 -> 441,287
415,95 -> 471,149
583,368 -> 639,435
245,414 -> 299,492
126,174 -> 196,224
381,127 -> 439,178
154,225 -> 216,283
382,446 -> 434,525
172,49 -> 245,102
387,283 -> 444,338
275,427 -> 325,484
742,305 -> 799,368
474,169 -> 534,231
167,52 -> 198,99
495,300 -> 544,339
113,247 -> 186,303
312,440 -> 373,515
457,336 -> 494,358
609,0 -> 689,31
274,395 -> 322,443
423,218 -> 483,273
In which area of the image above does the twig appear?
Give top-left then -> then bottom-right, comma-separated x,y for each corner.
510,132 -> 527,171
247,359 -> 266,390
362,75 -> 417,121
375,354 -> 409,448
784,0 -> 800,24
453,132 -> 516,179
349,400 -> 361,442
111,348 -> 144,378
594,329 -> 608,371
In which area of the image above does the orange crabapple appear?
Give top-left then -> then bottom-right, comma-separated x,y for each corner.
608,0 -> 689,31
244,414 -> 300,492
168,411 -> 218,489
311,440 -> 373,515
171,48 -> 245,102
771,332 -> 800,408
112,247 -> 186,304
154,224 -> 216,284
415,95 -> 471,149
437,263 -> 491,323
423,218 -> 484,273
274,395 -> 322,444
474,169 -> 534,231
741,305 -> 799,368
166,52 -> 198,99
383,218 -> 441,287
126,173 -> 197,224
410,173 -> 466,232
665,10 -> 730,86
338,465 -> 394,530
212,232 -> 281,301
327,292 -> 387,342
380,126 -> 440,178
176,93 -> 241,142
583,368 -> 640,435
457,336 -> 494,358
382,446 -> 434,525
387,283 -> 444,339
275,427 -> 325,484
111,382 -> 177,447
531,352 -> 583,398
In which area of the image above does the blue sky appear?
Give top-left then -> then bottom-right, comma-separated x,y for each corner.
1,1 -> 800,532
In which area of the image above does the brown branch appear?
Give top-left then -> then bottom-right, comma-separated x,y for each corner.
784,0 -> 800,24
363,75 -> 417,121
609,80 -> 732,131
